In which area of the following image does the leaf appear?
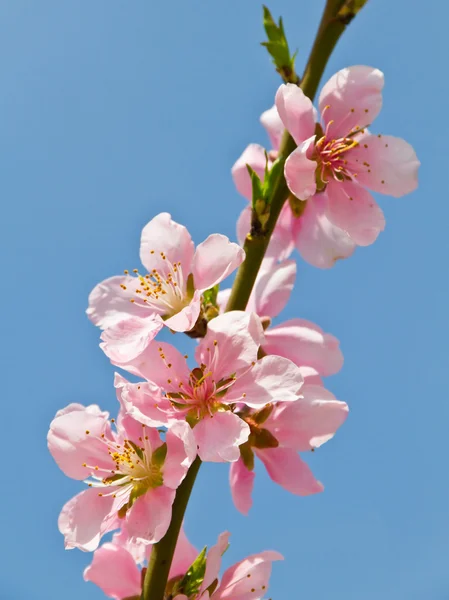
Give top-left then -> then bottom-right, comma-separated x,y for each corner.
127,440 -> 144,461
172,547 -> 208,598
240,441 -> 255,471
261,5 -> 298,83
151,442 -> 167,468
252,403 -> 274,425
252,427 -> 279,449
202,284 -> 219,308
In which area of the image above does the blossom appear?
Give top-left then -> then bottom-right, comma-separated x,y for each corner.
84,525 -> 198,599
218,258 -> 344,381
174,531 -> 283,600
87,212 -> 245,362
48,401 -> 196,551
230,384 -> 349,514
232,66 -> 419,268
115,311 -> 305,463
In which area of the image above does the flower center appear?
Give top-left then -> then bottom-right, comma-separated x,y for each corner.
161,342 -> 237,421
315,133 -> 360,186
122,253 -> 191,317
82,426 -> 165,503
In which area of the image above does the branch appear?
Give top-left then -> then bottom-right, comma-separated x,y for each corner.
141,2 -> 363,598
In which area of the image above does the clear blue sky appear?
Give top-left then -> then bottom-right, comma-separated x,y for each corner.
1,1 -> 447,599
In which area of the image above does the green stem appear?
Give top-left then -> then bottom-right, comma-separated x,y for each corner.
141,457 -> 202,600
300,0 -> 347,100
226,0 -> 348,312
141,2 -> 356,598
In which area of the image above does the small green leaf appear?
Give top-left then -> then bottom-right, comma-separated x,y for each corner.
127,440 -> 144,461
240,441 -> 255,471
206,578 -> 219,597
202,284 -> 219,307
151,442 -> 167,468
252,427 -> 279,449
172,547 -> 208,598
261,6 -> 298,83
252,404 -> 274,425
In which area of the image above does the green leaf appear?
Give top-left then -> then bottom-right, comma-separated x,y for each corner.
261,41 -> 291,66
246,164 -> 264,206
202,284 -> 219,307
262,6 -> 283,42
127,440 -> 144,461
252,427 -> 279,449
172,547 -> 208,598
206,578 -> 219,597
151,442 -> 167,468
261,5 -> 298,83
252,403 -> 274,425
240,441 -> 255,471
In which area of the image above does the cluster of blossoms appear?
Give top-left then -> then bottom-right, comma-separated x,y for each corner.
233,65 -> 419,268
48,64 -> 418,599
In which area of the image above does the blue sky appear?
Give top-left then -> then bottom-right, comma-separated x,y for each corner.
1,1 -> 448,599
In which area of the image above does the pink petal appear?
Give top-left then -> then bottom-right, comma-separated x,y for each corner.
284,136 -> 317,200
326,180 -> 385,246
292,194 -> 356,269
48,404 -> 113,480
260,104 -> 284,151
111,524 -> 148,565
216,551 -> 283,600
118,380 -> 171,428
267,385 -> 349,451
216,287 -> 232,313
170,527 -> 199,579
126,486 -> 176,544
299,366 -> 323,386
58,488 -> 122,552
229,458 -> 255,516
193,412 -> 250,463
346,133 -> 419,197
192,234 -> 245,291
256,447 -> 323,496
319,65 -> 384,138
196,312 -> 263,382
87,275 -> 149,329
139,212 -> 195,274
232,144 -> 268,201
201,531 -> 230,593
84,543 -> 141,600
275,83 -> 315,145
228,355 -> 303,408
164,421 -> 197,488
263,318 -> 343,377
164,291 -> 202,332
100,315 -> 164,363
252,259 -> 296,318
117,340 -> 190,387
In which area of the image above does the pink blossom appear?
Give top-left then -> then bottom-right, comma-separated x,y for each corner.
173,531 -> 282,600
230,384 -> 349,514
48,402 -> 196,551
84,524 -> 198,599
233,66 -> 419,268
218,259 -> 344,379
115,311 -> 305,463
87,212 -> 245,361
